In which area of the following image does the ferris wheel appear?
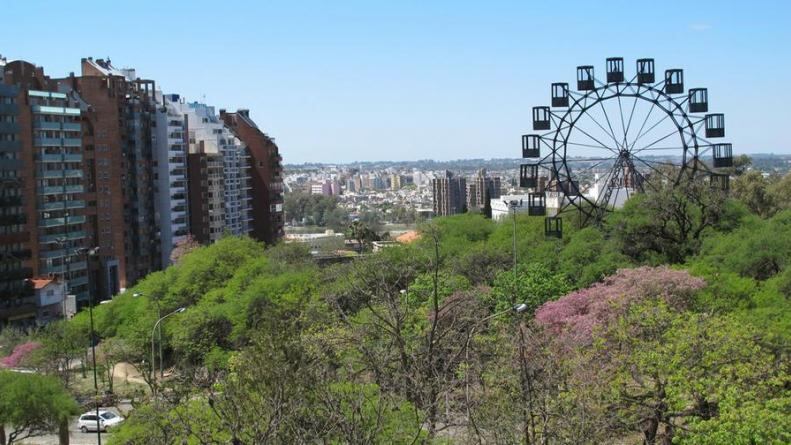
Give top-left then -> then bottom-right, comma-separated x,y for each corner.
518,57 -> 733,238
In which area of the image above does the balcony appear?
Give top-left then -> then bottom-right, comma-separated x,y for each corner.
70,275 -> 89,287
39,185 -> 83,195
0,196 -> 22,206
0,103 -> 19,114
38,215 -> 86,228
32,121 -> 78,132
34,138 -> 61,147
41,261 -> 87,275
39,249 -> 66,259
32,105 -> 80,116
0,140 -> 21,152
0,158 -> 22,169
0,121 -> 19,133
39,200 -> 85,211
0,214 -> 26,226
38,154 -> 82,162
40,169 -> 83,179
39,230 -> 86,243
5,249 -> 31,260
0,267 -> 33,282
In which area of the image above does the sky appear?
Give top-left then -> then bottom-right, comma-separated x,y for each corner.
1,0 -> 790,163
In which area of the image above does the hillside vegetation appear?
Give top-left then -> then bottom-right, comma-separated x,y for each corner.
2,170 -> 790,445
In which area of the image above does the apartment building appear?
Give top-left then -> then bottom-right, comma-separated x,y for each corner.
155,93 -> 189,265
185,102 -> 252,242
0,60 -> 89,325
432,171 -> 466,216
0,55 -> 285,325
466,169 -> 501,212
220,109 -> 285,244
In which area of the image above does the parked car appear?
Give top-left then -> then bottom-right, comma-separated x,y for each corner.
78,410 -> 124,433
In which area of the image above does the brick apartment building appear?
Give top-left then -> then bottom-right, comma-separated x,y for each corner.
220,109 -> 284,244
0,56 -> 284,327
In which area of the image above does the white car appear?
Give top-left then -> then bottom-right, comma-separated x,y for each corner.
78,410 -> 124,433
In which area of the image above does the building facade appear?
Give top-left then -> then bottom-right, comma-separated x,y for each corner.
467,169 -> 501,212
0,55 -> 285,326
220,109 -> 284,244
66,58 -> 161,299
0,60 -> 91,325
154,93 -> 190,265
432,171 -> 466,216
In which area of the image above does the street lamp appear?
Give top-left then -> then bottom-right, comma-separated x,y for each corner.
464,302 -> 530,427
133,292 -> 164,378
75,246 -> 101,444
503,199 -> 520,276
150,307 -> 185,406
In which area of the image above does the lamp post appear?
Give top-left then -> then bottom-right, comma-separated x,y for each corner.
503,200 -> 519,276
150,307 -> 185,407
75,246 -> 101,444
133,292 -> 163,378
464,302 -> 530,430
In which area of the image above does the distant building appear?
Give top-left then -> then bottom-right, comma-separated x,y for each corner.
432,171 -> 466,216
311,180 -> 332,196
467,169 -> 501,212
491,195 -> 529,221
390,174 -> 402,190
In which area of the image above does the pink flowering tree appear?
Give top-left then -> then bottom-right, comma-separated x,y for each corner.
0,341 -> 42,368
534,266 -> 705,347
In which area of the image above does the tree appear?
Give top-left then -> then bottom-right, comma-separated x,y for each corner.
169,234 -> 200,265
0,371 -> 78,445
768,171 -> 791,212
608,172 -> 739,263
731,170 -> 777,217
490,262 -> 571,315
535,266 -> 705,347
97,337 -> 136,393
559,227 -> 632,288
346,220 -> 380,253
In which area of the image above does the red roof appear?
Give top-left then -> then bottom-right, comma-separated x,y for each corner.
29,278 -> 54,289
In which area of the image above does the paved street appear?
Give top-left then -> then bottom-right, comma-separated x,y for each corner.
24,426 -> 112,445
18,405 -> 129,445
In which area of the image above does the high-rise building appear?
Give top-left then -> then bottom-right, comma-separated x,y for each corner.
345,178 -> 356,193
185,102 -> 252,241
1,60 -> 90,325
66,58 -> 161,299
467,169 -> 501,211
390,173 -> 402,190
1,55 -> 286,325
432,171 -> 466,216
154,93 -> 190,265
220,109 -> 284,244
187,144 -> 225,244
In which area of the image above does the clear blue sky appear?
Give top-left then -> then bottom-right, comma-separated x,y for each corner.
2,0 -> 789,163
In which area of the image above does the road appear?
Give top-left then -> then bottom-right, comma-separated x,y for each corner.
20,405 -> 130,445
25,426 -> 113,445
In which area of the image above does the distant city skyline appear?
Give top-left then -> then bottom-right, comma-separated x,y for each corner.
2,0 -> 790,163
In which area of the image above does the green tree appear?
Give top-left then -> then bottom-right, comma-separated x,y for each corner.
490,262 -> 571,315
731,170 -> 777,217
608,172 -> 740,264
0,371 -> 79,445
559,226 -> 632,288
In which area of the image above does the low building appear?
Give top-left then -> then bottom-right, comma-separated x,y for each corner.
31,278 -> 75,324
